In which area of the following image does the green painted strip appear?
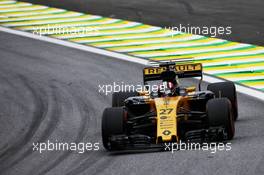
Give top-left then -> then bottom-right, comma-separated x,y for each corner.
0,1 -> 27,4
150,53 -> 264,66
214,70 -> 264,76
3,14 -> 88,23
102,39 -> 227,50
204,60 -> 264,68
46,22 -> 144,34
207,53 -> 263,60
0,5 -> 48,13
0,11 -> 83,22
31,22 -> 143,36
236,79 -> 264,83
203,59 -> 264,68
85,31 -> 183,43
20,18 -> 122,31
49,22 -> 145,33
6,16 -> 104,27
150,53 -> 264,60
0,1 -> 17,5
200,53 -> 264,61
54,27 -> 162,39
107,40 -> 230,51
37,9 -> 69,15
130,45 -> 256,57
140,43 -> 251,52
86,33 -> 188,44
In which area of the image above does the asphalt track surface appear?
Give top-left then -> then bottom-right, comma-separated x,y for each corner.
21,0 -> 264,46
0,31 -> 264,175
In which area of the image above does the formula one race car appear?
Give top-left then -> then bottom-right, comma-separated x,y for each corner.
101,61 -> 237,151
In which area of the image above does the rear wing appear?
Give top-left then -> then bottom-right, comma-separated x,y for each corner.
143,62 -> 203,83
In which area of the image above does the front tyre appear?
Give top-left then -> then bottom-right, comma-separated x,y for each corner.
101,107 -> 125,151
206,98 -> 235,140
207,81 -> 238,120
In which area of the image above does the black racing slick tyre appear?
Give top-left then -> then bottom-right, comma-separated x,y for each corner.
206,98 -> 235,140
112,91 -> 138,107
101,107 -> 124,151
207,81 -> 238,120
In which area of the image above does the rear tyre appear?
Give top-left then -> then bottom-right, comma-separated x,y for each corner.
207,81 -> 238,120
101,107 -> 125,150
206,98 -> 235,140
112,91 -> 138,107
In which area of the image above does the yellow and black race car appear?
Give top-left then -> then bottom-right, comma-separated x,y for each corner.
101,61 -> 237,151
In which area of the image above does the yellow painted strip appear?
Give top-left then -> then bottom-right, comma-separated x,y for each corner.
91,33 -> 206,47
204,66 -> 264,75
219,72 -> 264,79
150,47 -> 264,61
70,30 -> 184,43
0,11 -> 83,22
0,8 -> 65,17
205,62 -> 264,71
197,55 -> 264,65
204,65 -> 264,75
52,25 -> 161,39
16,18 -> 120,30
29,21 -> 141,35
107,39 -> 227,52
75,21 -> 140,30
0,1 -> 15,5
130,42 -> 251,57
0,2 -> 31,8
2,15 -> 102,26
0,5 -> 48,12
242,81 -> 264,88
219,74 -> 264,81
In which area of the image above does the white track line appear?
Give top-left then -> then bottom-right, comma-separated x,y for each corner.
0,1 -> 16,4
0,26 -> 263,101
